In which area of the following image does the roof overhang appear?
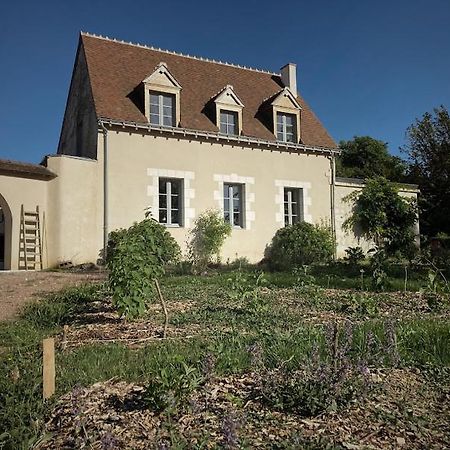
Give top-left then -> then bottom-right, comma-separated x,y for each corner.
0,159 -> 57,181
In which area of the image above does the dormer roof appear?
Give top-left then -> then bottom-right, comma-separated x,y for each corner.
79,32 -> 337,149
270,87 -> 302,110
213,85 -> 244,108
142,62 -> 182,89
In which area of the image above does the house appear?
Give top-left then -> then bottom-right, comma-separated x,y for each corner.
0,33 -> 419,271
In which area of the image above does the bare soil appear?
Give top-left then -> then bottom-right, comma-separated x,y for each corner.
0,270 -> 106,321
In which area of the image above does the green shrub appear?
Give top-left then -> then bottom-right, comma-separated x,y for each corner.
188,209 -> 232,271
344,246 -> 365,266
267,222 -> 334,271
106,219 -> 180,319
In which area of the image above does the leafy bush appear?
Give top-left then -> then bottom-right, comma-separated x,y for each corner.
227,271 -> 268,313
344,246 -> 365,266
144,362 -> 203,412
188,209 -> 232,271
106,219 -> 180,319
267,222 -> 334,271
368,247 -> 390,291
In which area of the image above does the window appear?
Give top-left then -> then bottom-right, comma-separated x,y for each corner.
220,110 -> 238,135
223,183 -> 243,227
284,187 -> 303,226
159,178 -> 182,226
150,92 -> 175,127
277,112 -> 297,143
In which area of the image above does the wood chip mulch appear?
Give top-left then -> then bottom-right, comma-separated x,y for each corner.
37,368 -> 450,449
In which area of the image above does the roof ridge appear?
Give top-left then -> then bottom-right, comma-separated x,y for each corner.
80,31 -> 280,76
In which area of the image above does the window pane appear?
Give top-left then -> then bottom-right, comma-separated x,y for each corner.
224,184 -> 230,198
159,195 -> 167,209
163,94 -> 173,107
170,181 -> 179,194
159,209 -> 167,223
163,115 -> 173,126
224,212 -> 230,223
150,114 -> 160,125
233,213 -> 240,226
150,103 -> 159,114
224,198 -> 229,212
150,94 -> 159,105
171,210 -> 179,224
171,195 -> 179,209
159,180 -> 167,193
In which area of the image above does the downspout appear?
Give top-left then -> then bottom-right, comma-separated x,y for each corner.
329,155 -> 337,260
99,120 -> 109,262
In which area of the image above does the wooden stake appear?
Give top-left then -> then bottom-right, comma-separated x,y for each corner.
154,279 -> 169,339
43,338 -> 55,400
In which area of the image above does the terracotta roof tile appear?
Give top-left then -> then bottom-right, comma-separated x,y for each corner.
0,159 -> 56,180
81,33 -> 337,149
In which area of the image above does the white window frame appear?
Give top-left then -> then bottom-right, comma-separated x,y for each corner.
284,187 -> 304,226
150,92 -> 175,127
223,183 -> 244,228
277,112 -> 297,143
158,178 -> 182,226
219,110 -> 238,135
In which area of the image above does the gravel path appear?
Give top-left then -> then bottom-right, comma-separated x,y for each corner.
0,270 -> 106,321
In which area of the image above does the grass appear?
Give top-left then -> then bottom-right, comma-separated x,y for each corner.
0,267 -> 449,449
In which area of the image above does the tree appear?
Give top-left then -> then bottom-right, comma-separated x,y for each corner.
344,177 -> 417,256
402,106 -> 450,237
337,136 -> 406,181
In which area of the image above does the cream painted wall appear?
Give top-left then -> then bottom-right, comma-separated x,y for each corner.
45,155 -> 102,267
102,129 -> 334,262
0,174 -> 48,270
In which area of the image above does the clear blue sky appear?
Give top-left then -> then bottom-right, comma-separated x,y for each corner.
1,0 -> 449,163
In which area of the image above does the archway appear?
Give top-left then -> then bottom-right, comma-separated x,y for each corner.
0,193 -> 12,270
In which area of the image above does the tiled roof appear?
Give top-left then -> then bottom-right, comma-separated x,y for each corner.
0,159 -> 56,180
81,33 -> 337,149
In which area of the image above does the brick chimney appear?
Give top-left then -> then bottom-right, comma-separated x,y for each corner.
280,63 -> 297,95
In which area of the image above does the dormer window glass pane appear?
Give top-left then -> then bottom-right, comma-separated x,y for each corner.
277,112 -> 296,143
150,92 -> 175,127
220,110 -> 238,135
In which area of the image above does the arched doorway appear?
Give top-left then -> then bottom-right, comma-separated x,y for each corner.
0,193 -> 12,270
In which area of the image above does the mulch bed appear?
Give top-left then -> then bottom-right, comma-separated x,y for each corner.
37,368 -> 449,449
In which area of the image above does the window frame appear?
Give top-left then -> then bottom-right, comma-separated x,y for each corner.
284,187 -> 304,226
277,112 -> 297,143
158,177 -> 183,227
223,182 -> 244,228
219,109 -> 239,136
149,92 -> 176,127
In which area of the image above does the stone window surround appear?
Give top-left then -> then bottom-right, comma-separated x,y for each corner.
213,173 -> 255,230
275,179 -> 312,226
147,168 -> 195,227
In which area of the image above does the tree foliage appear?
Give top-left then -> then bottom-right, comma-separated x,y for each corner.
188,209 -> 232,271
337,136 -> 406,181
402,105 -> 450,237
106,219 -> 180,319
268,222 -> 334,271
344,177 -> 417,256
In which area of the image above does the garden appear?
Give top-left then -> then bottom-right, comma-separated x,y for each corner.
1,185 -> 450,449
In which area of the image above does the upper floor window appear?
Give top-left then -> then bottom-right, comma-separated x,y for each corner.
159,178 -> 182,226
284,187 -> 303,226
150,92 -> 175,127
220,110 -> 238,135
224,183 -> 243,228
277,113 -> 297,143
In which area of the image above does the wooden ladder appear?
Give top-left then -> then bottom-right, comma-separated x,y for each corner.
19,205 -> 43,270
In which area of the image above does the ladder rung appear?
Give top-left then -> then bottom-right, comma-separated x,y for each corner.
24,212 -> 39,216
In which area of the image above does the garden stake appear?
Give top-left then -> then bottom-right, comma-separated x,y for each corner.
43,338 -> 55,400
404,266 -> 408,293
154,279 -> 168,338
332,322 -> 339,372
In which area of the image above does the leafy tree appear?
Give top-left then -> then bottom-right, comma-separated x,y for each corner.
268,222 -> 334,271
106,219 -> 180,333
402,105 -> 450,237
344,177 -> 417,256
188,209 -> 232,271
337,136 -> 406,181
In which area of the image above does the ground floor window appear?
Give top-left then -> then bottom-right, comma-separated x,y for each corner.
159,178 -> 182,226
284,187 -> 303,226
223,183 -> 244,227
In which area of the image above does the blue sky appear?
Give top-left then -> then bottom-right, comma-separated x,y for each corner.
0,0 -> 449,163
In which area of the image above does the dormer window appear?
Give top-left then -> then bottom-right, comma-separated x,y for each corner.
212,85 -> 244,136
150,92 -> 175,126
270,87 -> 301,144
220,110 -> 238,135
143,62 -> 182,127
276,112 -> 297,143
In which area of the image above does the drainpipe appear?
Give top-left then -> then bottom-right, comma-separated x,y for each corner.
99,120 -> 109,262
329,155 -> 337,259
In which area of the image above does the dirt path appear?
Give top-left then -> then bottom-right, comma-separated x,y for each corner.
0,271 -> 106,321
